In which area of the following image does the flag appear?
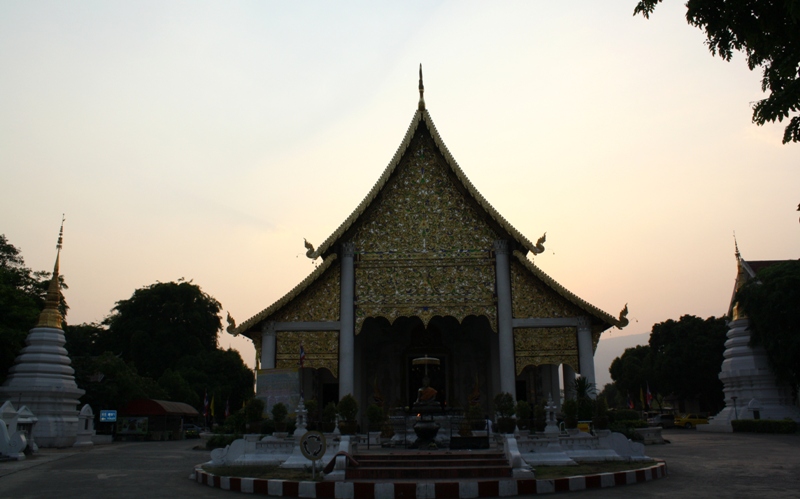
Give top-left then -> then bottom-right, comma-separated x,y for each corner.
639,387 -> 645,410
225,399 -> 230,419
203,390 -> 209,417
627,394 -> 634,409
299,344 -> 306,368
210,395 -> 216,417
646,383 -> 653,408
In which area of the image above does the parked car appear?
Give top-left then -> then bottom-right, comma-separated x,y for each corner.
675,414 -> 708,429
182,424 -> 205,438
647,414 -> 675,428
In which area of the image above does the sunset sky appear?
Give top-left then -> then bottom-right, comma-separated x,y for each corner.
2,1 -> 797,389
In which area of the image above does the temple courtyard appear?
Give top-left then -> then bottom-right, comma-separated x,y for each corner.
0,430 -> 798,498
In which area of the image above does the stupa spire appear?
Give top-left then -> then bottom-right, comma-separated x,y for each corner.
36,215 -> 65,329
418,64 -> 425,110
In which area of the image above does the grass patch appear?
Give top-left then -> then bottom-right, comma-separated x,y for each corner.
202,464 -> 321,481
534,461 -> 657,479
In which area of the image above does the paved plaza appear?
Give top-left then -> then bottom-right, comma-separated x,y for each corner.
0,430 -> 798,498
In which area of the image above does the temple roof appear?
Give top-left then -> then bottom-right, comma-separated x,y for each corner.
306,107 -> 544,260
235,80 -> 628,337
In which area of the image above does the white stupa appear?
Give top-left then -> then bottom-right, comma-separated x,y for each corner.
0,220 -> 85,447
700,246 -> 800,432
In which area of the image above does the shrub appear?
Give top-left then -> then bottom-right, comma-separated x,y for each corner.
206,433 -> 240,449
562,399 -> 578,429
493,392 -> 515,419
337,394 -> 359,422
245,398 -> 265,423
322,402 -> 337,423
732,419 -> 798,434
271,403 -> 288,423
366,404 -> 384,429
610,409 -> 640,422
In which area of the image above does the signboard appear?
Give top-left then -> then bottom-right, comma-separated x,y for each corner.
117,417 -> 148,435
300,431 -> 326,461
100,410 -> 117,422
256,368 -> 301,414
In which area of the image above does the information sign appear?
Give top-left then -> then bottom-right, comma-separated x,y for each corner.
100,410 -> 117,422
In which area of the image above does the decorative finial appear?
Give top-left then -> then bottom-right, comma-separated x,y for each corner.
532,232 -> 547,255
36,216 -> 66,329
418,64 -> 425,110
733,231 -> 740,259
616,303 -> 629,329
304,238 -> 316,259
226,312 -> 238,335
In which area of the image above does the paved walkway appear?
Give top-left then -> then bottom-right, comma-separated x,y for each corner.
0,430 -> 798,498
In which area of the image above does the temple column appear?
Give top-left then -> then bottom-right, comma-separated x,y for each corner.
494,240 -> 516,400
339,242 -> 355,398
576,317 -> 596,398
562,364 -> 576,401
261,322 -> 276,369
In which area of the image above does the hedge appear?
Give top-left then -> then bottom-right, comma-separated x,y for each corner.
731,419 -> 798,434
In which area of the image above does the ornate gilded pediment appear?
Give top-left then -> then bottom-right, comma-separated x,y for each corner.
276,330 -> 339,377
514,327 -> 578,375
270,264 -> 341,323
510,260 -> 586,319
351,128 -> 500,331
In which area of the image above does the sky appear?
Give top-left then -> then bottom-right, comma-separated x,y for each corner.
1,1 -> 798,391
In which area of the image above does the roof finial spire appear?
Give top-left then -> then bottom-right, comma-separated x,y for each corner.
418,64 -> 425,110
733,231 -> 740,259
36,215 -> 66,329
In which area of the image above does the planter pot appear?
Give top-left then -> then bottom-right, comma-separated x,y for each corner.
497,418 -> 516,434
321,422 -> 336,433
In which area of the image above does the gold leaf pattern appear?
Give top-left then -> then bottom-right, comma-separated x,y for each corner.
271,265 -> 341,323
510,260 -> 585,319
514,327 -> 578,374
351,128 -> 500,330
276,331 -> 339,377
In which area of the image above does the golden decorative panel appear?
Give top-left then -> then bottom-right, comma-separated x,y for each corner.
271,265 -> 341,323
510,260 -> 585,319
350,128 -> 500,330
276,330 -> 339,377
514,327 -> 578,375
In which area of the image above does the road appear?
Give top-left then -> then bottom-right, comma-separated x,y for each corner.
1,430 -> 799,498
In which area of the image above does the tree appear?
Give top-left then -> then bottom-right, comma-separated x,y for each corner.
635,0 -> 800,143
0,234 -> 67,384
735,260 -> 800,388
649,315 -> 728,413
609,344 -> 653,405
103,280 -> 222,379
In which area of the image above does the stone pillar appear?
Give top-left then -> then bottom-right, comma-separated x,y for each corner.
260,322 -> 276,370
562,364 -> 576,401
339,242 -> 355,398
576,317 -> 596,398
493,240 -> 516,400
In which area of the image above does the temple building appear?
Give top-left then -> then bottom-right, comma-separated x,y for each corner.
234,69 -> 628,420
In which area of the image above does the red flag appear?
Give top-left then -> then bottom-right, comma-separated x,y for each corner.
203,390 -> 209,417
627,394 -> 634,409
646,383 -> 653,407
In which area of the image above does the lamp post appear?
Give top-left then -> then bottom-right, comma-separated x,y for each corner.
731,396 -> 738,420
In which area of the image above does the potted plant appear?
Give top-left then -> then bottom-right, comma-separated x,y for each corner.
533,400 -> 546,432
592,397 -> 609,431
244,398 -> 265,433
515,400 -> 532,431
337,394 -> 359,435
321,402 -> 337,433
494,392 -> 516,434
271,402 -> 288,434
304,399 -> 318,431
467,404 -> 485,431
366,403 -> 384,444
562,399 -> 578,430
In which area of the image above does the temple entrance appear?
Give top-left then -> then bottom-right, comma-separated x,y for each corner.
355,315 -> 496,423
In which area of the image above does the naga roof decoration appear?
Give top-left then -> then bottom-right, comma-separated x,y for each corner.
236,254 -> 337,336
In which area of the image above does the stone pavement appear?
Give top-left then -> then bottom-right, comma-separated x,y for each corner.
1,430 -> 798,498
